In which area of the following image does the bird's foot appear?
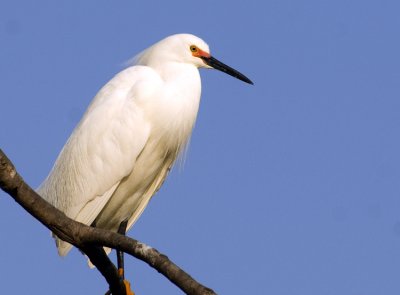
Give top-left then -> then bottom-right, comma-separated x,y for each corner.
122,279 -> 134,295
119,268 -> 135,295
104,268 -> 134,295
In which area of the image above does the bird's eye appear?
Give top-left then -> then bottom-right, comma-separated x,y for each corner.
190,45 -> 198,53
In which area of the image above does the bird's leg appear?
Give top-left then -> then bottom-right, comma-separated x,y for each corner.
117,219 -> 128,279
104,219 -> 134,295
117,219 -> 134,295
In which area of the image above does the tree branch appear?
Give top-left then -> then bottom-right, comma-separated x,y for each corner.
0,149 -> 216,295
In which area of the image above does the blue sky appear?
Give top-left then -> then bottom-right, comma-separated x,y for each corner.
1,0 -> 400,294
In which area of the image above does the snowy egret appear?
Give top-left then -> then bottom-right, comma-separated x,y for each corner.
38,33 -> 252,272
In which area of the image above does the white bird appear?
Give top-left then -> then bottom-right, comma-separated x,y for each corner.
38,33 -> 253,259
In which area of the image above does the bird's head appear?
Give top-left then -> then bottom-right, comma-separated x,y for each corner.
135,34 -> 253,85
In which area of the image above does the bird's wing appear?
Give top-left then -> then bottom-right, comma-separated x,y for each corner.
125,157 -> 174,233
56,181 -> 121,256
38,66 -> 162,255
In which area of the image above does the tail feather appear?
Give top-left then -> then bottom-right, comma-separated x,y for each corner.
55,236 -> 73,257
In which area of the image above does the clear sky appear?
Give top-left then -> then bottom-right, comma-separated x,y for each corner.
1,0 -> 400,294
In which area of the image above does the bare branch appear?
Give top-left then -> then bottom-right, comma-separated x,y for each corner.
0,149 -> 216,295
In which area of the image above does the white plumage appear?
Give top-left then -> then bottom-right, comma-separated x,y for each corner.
37,33 -> 252,257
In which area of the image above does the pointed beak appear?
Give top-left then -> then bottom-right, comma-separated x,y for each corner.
201,55 -> 254,85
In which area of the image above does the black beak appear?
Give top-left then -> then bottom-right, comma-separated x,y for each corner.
201,56 -> 254,85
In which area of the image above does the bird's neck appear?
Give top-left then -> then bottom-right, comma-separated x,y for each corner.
152,62 -> 200,84
146,61 -> 202,154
